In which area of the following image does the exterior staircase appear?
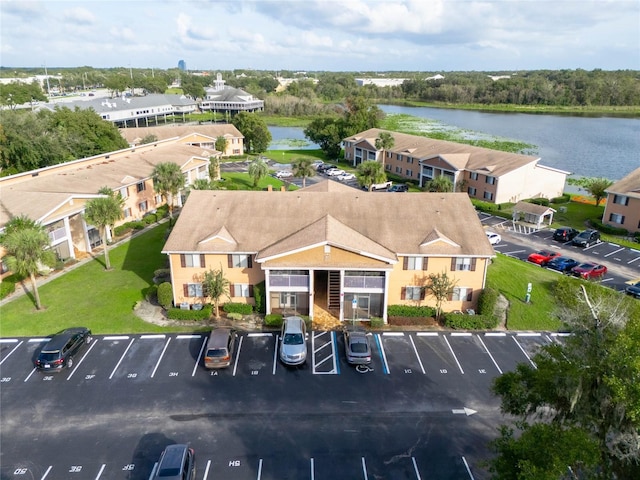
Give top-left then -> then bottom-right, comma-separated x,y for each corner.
328,271 -> 341,310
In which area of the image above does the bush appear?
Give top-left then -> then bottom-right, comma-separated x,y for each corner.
370,317 -> 384,328
113,224 -> 132,237
589,218 -> 628,236
167,304 -> 212,320
253,281 -> 266,313
443,313 -> 498,330
153,268 -> 171,283
264,314 -> 283,327
143,284 -> 158,302
0,280 -> 16,299
477,287 -> 498,317
223,302 -> 253,315
227,312 -> 243,321
387,304 -> 435,317
550,194 -> 571,204
528,198 -> 550,206
143,213 -> 157,225
157,282 -> 173,309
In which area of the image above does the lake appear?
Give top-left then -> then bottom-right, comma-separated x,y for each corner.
269,107 -> 640,181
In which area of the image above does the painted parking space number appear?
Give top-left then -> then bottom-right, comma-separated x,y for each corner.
251,370 -> 259,376
440,369 -> 448,374
169,372 -> 178,377
404,368 -> 412,374
85,374 -> 95,380
1,377 -> 11,383
127,373 -> 137,378
69,466 -> 82,472
122,464 -> 135,471
14,468 -> 28,474
229,460 -> 241,466
478,369 -> 486,374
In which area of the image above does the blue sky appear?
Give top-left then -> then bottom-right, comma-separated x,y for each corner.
1,0 -> 639,71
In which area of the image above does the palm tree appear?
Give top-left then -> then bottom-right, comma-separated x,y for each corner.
1,215 -> 55,310
84,187 -> 124,270
424,176 -> 454,192
291,158 -> 315,188
248,157 -> 268,188
356,160 -> 387,192
375,131 -> 395,171
152,162 -> 185,220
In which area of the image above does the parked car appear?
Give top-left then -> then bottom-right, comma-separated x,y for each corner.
553,226 -> 579,242
485,231 -> 501,245
527,250 -> 561,266
336,172 -> 356,182
572,229 -> 601,247
571,263 -> 607,279
546,256 -> 580,273
151,444 -> 196,480
35,327 -> 92,371
343,329 -> 372,365
325,168 -> 346,177
370,180 -> 393,190
279,316 -> 307,366
311,160 -> 324,169
625,281 -> 640,299
387,184 -> 408,192
317,164 -> 337,173
203,328 -> 237,369
274,170 -> 293,178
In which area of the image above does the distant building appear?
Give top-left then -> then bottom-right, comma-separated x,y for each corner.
200,73 -> 264,115
178,60 -> 187,71
602,166 -> 640,234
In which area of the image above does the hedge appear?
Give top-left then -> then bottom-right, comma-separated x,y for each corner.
253,281 -> 266,314
387,304 -> 435,318
443,313 -> 498,330
550,194 -> 571,204
370,317 -> 384,328
157,282 -> 173,310
527,198 -> 550,206
477,287 -> 498,317
223,302 -> 253,315
167,304 -> 212,320
226,312 -> 243,321
0,281 -> 16,299
264,314 -> 283,327
113,220 -> 146,237
588,218 -> 630,236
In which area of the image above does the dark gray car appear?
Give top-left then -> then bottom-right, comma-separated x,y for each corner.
152,444 -> 195,480
343,328 -> 372,365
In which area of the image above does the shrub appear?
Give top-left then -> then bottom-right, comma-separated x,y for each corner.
370,317 -> 384,328
114,224 -> 133,237
0,280 -> 16,299
143,284 -> 158,302
227,312 -> 243,321
153,268 -> 171,283
157,282 -> 173,309
443,313 -> 498,330
223,302 -> 253,315
167,305 -> 212,320
253,281 -> 266,313
477,287 -> 499,317
387,304 -> 435,317
528,198 -> 550,206
589,218 -> 628,236
264,314 -> 283,327
143,213 -> 157,225
550,194 -> 571,204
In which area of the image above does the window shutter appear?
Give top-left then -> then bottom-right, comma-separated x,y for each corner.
420,288 -> 426,300
248,255 -> 253,268
448,292 -> 453,301
183,284 -> 189,297
621,216 -> 626,224
403,257 -> 409,270
228,255 -> 233,268
230,284 -> 237,297
450,258 -> 456,271
200,254 -> 206,268
248,285 -> 254,297
470,258 -> 477,271
180,254 -> 186,268
401,287 -> 406,300
422,258 -> 428,270
466,290 -> 473,302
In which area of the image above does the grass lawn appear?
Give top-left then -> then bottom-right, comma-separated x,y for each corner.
486,253 -> 562,331
0,224 -> 204,337
263,149 -> 328,165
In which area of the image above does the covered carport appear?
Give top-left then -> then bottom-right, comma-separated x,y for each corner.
511,201 -> 556,230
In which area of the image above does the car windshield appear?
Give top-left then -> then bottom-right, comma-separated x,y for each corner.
206,348 -> 228,358
350,342 -> 369,353
283,333 -> 303,345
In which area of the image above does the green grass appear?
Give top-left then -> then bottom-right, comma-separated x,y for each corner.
550,201 -> 604,230
263,149 -> 327,165
486,254 -> 562,330
0,224 -> 205,337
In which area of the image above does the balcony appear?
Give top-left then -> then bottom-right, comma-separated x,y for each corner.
269,274 -> 309,288
344,276 -> 384,289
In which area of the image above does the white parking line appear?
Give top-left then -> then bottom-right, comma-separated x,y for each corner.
382,332 -> 405,336
451,332 -> 472,336
605,247 -> 625,257
232,335 -> 243,376
310,458 -> 315,480
484,332 -> 506,336
462,456 -> 475,480
94,463 -> 106,479
443,335 -> 464,374
193,336 -> 207,377
29,338 -> 49,342
476,335 -> 502,374
416,332 -> 438,336
362,457 -> 369,480
202,460 -> 212,480
628,255 -> 640,264
176,334 -> 202,339
375,334 -> 391,374
103,336 -> 129,341
0,339 -> 23,365
516,332 -> 541,337
248,333 -> 273,337
40,466 -> 52,480
109,337 -> 135,379
412,457 -> 422,480
0,338 -> 18,343
272,335 -> 278,375
257,458 -> 263,480
140,334 -> 165,339
151,338 -> 171,378
23,367 -> 37,382
409,335 -> 426,374
511,336 -> 537,369
67,338 -> 99,380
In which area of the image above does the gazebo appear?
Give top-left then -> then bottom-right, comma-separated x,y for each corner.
511,201 -> 556,230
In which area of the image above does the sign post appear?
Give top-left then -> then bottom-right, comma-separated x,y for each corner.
525,282 -> 532,303
352,297 -> 358,326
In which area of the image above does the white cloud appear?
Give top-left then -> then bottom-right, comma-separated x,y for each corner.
62,7 -> 96,26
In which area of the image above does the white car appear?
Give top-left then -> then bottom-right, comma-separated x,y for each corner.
486,231 -> 501,245
325,168 -> 345,177
337,172 -> 356,181
274,170 -> 293,178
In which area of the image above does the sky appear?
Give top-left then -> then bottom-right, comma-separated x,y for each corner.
1,0 -> 639,72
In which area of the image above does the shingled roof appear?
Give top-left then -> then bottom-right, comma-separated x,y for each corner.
606,166 -> 640,200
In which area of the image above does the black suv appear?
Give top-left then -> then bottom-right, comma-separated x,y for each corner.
35,327 -> 92,371
572,229 -> 601,247
553,226 -> 579,242
387,184 -> 409,192
152,444 -> 196,480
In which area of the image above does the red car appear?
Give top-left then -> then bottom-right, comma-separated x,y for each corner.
571,263 -> 607,279
527,250 -> 561,265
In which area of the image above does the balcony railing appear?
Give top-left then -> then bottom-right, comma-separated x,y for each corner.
269,274 -> 309,288
48,227 -> 66,242
344,276 -> 384,289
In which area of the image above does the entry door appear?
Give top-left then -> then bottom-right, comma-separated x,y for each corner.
280,293 -> 297,314
355,295 -> 370,320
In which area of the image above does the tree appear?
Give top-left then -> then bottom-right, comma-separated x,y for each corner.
424,176 -> 454,192
215,136 -> 228,156
303,117 -> 344,160
342,95 -> 383,135
356,160 -> 387,191
202,267 -> 230,319
247,157 -> 268,187
209,155 -> 221,181
140,134 -> 158,145
425,271 -> 458,320
152,162 -> 185,221
584,177 -> 614,207
374,131 -> 395,170
0,216 -> 56,310
231,111 -> 272,154
492,278 -> 640,478
291,158 -> 315,188
84,187 -> 124,270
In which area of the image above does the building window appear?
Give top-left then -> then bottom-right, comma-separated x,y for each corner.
155,194 -> 162,204
613,195 -> 629,206
136,182 -> 146,192
181,254 -> 205,268
423,166 -> 433,179
451,257 -> 476,271
485,176 -> 496,185
184,283 -> 203,297
483,191 -> 494,201
386,151 -> 392,158
355,148 -> 362,162
407,157 -> 414,164
406,169 -> 413,177
123,207 -> 132,218
397,154 -> 403,162
609,213 -> 625,225
228,254 -> 252,268
403,256 -> 427,270
367,150 -> 376,160
468,187 -> 477,196
120,187 -> 129,198
385,164 -> 391,171
470,172 -> 478,181
138,201 -> 148,212
232,284 -> 253,297
395,166 -> 402,173
451,287 -> 473,301
402,286 -> 424,301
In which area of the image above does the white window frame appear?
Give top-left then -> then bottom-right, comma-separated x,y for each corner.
406,257 -> 424,270
185,254 -> 202,268
405,286 -> 422,301
454,257 -> 472,271
187,283 -> 203,297
233,284 -> 250,297
452,287 -> 471,301
232,254 -> 250,268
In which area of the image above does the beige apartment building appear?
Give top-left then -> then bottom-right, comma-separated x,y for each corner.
602,166 -> 640,234
162,181 -> 495,323
343,129 -> 568,204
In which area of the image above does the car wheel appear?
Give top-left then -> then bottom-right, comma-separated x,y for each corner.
66,356 -> 73,369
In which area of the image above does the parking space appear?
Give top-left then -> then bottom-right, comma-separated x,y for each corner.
233,332 -> 277,378
311,330 -> 339,374
378,332 -> 424,375
446,333 -> 502,378
151,334 -> 206,380
480,332 -> 537,372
